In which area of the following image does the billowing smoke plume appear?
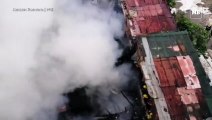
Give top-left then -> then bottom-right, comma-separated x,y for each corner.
0,0 -> 131,120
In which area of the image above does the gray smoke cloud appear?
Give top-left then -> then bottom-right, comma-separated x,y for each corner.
0,0 -> 132,120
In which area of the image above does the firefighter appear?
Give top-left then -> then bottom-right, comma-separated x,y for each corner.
146,111 -> 153,119
143,85 -> 147,89
143,94 -> 148,99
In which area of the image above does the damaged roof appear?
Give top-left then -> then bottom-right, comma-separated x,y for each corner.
140,31 -> 212,116
122,0 -> 176,36
154,57 -> 186,87
177,56 -> 201,89
161,86 -> 185,119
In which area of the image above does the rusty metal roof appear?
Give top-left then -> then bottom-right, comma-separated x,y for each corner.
177,88 -> 199,105
154,57 -> 186,87
177,88 -> 209,119
152,55 -> 207,119
122,0 -> 176,36
177,56 -> 201,89
141,31 -> 212,116
161,87 -> 207,119
126,0 -> 167,7
161,87 -> 186,119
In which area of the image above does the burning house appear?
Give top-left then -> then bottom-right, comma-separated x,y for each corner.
57,0 -> 212,119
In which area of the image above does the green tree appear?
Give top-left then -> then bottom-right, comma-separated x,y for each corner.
167,0 -> 176,7
175,12 -> 210,54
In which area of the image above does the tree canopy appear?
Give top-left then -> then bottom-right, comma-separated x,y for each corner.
175,12 -> 210,54
167,0 -> 176,7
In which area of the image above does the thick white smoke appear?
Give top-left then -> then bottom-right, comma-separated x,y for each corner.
0,0 -> 130,120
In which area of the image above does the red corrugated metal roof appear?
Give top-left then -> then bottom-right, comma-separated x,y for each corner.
126,0 -> 167,7
177,88 -> 199,105
177,56 -> 201,89
162,87 -> 205,119
153,56 -> 201,89
123,0 -> 176,36
179,90 -> 203,119
150,55 -> 206,119
126,0 -> 136,7
154,57 -> 186,87
161,87 -> 186,119
153,56 -> 206,119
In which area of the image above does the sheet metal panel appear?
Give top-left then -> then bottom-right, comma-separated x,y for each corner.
162,87 -> 186,119
168,58 -> 187,87
154,59 -> 170,87
161,87 -> 206,119
177,56 -> 201,89
124,0 -> 176,36
176,88 -> 207,119
177,88 -> 199,105
161,59 -> 176,86
135,0 -> 167,6
177,56 -> 196,75
177,88 -> 208,120
126,0 -> 136,7
154,57 -> 186,87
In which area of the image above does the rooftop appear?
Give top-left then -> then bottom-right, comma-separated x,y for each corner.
122,0 -> 176,36
140,31 -> 212,116
154,57 -> 186,87
126,0 -> 167,7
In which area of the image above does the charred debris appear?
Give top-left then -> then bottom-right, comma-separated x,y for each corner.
57,1 -> 147,120
57,36 -> 145,120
